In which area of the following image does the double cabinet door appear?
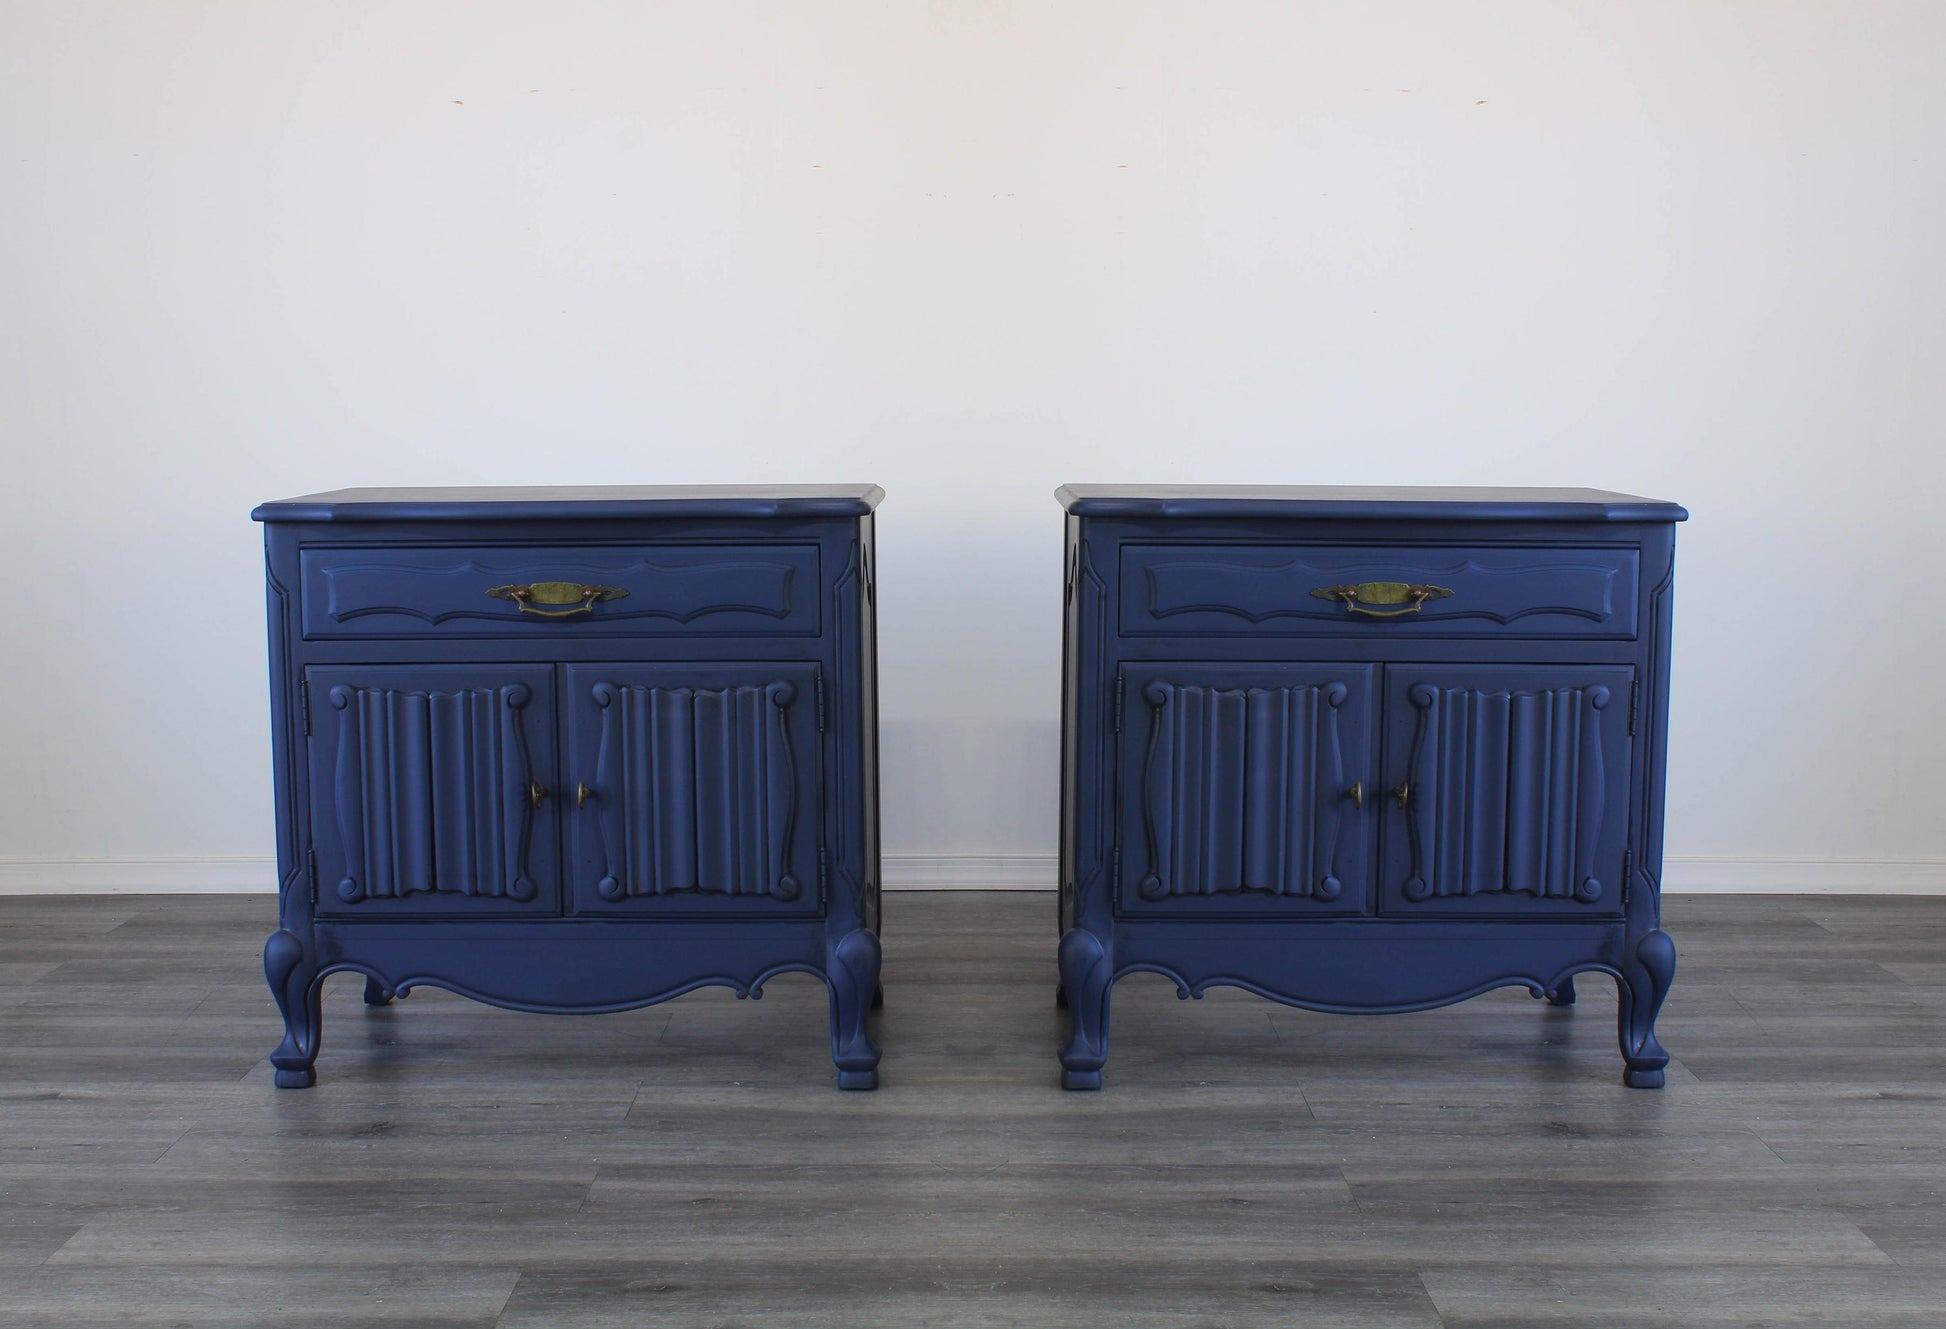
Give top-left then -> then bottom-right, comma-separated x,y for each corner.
305,661 -> 824,919
1117,661 -> 1633,918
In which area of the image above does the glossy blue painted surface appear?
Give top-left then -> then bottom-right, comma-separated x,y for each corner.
257,487 -> 882,1089
1057,486 -> 1684,1089
1056,484 -> 1688,523
255,484 -> 885,524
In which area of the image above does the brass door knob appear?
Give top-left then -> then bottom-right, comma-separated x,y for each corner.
528,781 -> 550,810
576,781 -> 595,810
1346,781 -> 1364,810
1390,780 -> 1411,810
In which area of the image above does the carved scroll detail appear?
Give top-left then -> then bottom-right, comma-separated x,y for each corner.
1142,555 -> 1624,628
1137,680 -> 1351,900
1402,682 -> 1611,903
327,682 -> 539,903
590,679 -> 803,899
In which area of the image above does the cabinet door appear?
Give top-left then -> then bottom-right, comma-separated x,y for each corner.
1380,665 -> 1632,917
307,665 -> 560,917
565,663 -> 823,916
1118,663 -> 1376,915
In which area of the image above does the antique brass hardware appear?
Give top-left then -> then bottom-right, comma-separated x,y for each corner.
576,781 -> 595,810
1390,780 -> 1411,810
1346,780 -> 1364,810
1310,581 -> 1454,618
485,581 -> 629,618
528,781 -> 550,810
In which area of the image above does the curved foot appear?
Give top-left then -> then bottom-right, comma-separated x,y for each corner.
1617,929 -> 1676,1089
264,929 -> 322,1090
1058,929 -> 1111,1090
1056,982 -> 1069,1010
1548,975 -> 1578,1007
362,976 -> 394,1007
870,983 -> 884,1011
827,929 -> 882,1090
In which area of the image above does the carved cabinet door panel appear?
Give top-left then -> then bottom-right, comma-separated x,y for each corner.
564,663 -> 824,916
1378,664 -> 1633,917
306,665 -> 561,917
1117,663 -> 1377,915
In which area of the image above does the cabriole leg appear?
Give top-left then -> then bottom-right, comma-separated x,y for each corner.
264,930 -> 323,1089
362,976 -> 393,1006
1618,930 -> 1676,1088
1548,975 -> 1578,1007
827,929 -> 882,1090
1058,929 -> 1112,1090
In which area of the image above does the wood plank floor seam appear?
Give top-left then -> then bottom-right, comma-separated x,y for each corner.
3,892 -> 1946,1326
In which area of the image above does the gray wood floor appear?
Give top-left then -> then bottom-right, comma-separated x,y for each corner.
1,892 -> 1944,1327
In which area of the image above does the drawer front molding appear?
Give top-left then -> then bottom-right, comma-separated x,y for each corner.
303,544 -> 820,638
1122,544 -> 1638,638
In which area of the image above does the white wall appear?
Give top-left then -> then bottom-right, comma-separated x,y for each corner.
4,1 -> 1942,891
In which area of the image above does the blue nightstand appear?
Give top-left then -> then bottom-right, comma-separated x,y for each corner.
1055,485 -> 1686,1089
255,485 -> 884,1088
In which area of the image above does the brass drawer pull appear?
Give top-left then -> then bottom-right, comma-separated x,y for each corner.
1311,581 -> 1454,618
485,581 -> 629,618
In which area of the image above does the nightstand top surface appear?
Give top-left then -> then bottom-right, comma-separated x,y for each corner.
254,484 -> 885,523
1055,484 -> 1686,522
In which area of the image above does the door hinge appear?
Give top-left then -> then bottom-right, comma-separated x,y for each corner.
299,681 -> 311,736
819,845 -> 830,892
1113,671 -> 1125,733
1622,848 -> 1633,892
1112,845 -> 1122,888
815,674 -> 827,733
306,849 -> 318,905
1628,680 -> 1640,736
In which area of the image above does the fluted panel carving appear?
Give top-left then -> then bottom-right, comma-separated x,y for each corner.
1137,681 -> 1351,901
328,682 -> 539,903
1401,682 -> 1610,903
590,680 -> 802,901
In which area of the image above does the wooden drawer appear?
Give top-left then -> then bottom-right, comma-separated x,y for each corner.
301,543 -> 821,639
1119,543 -> 1638,639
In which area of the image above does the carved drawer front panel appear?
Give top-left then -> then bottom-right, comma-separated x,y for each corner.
301,543 -> 820,638
306,665 -> 560,918
1379,665 -> 1633,917
565,663 -> 823,916
1120,544 -> 1638,638
1118,663 -> 1376,915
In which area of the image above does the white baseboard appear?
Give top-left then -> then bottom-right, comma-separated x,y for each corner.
1659,856 -> 1946,895
0,857 -> 280,894
1,853 -> 1943,896
883,854 -> 1054,891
